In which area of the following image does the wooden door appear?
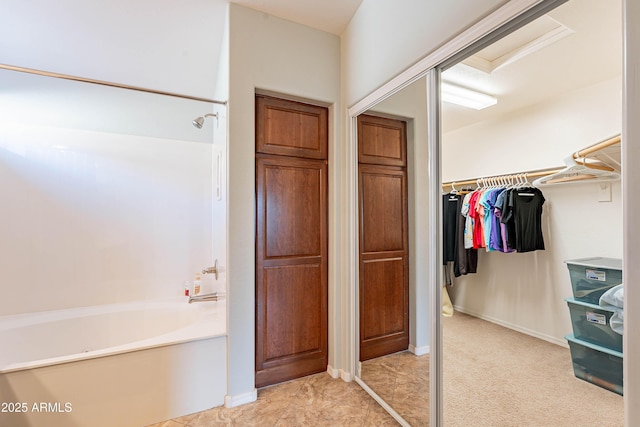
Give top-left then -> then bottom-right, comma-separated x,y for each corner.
255,95 -> 328,388
358,114 -> 409,361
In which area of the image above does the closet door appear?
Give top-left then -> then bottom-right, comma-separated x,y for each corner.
255,95 -> 328,388
358,114 -> 409,361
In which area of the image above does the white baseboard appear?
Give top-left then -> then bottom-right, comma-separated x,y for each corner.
326,365 -> 340,378
409,344 -> 430,356
340,369 -> 353,382
327,365 -> 354,382
452,305 -> 568,348
224,389 -> 257,408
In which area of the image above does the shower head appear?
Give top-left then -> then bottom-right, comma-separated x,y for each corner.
192,117 -> 205,128
192,113 -> 218,129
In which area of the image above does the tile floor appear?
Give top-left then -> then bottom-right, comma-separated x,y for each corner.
360,351 -> 429,426
148,372 -> 400,427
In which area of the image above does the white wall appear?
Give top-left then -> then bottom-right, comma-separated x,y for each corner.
0,0 -> 227,99
0,122 -> 217,315
443,77 -> 622,345
227,3 -> 341,400
368,77 -> 430,353
341,0 -> 507,106
443,77 -> 622,181
0,69 -> 216,145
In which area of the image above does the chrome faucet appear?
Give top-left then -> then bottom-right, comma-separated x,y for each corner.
202,259 -> 219,280
188,292 -> 224,303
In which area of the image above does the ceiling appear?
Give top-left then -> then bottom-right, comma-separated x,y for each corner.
441,0 -> 622,132
230,0 -> 363,35
2,0 -> 621,143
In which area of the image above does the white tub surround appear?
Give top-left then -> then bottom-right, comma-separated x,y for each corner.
0,298 -> 226,427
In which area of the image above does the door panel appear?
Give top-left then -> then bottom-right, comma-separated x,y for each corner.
256,95 -> 328,159
263,161 -> 322,258
255,95 -> 328,388
360,167 -> 405,253
361,258 -> 407,339
358,115 -> 409,362
262,264 -> 323,361
358,114 -> 407,166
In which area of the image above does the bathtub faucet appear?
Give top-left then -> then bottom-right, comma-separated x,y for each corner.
202,259 -> 219,280
188,292 -> 223,303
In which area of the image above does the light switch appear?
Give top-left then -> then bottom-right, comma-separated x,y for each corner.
597,182 -> 611,202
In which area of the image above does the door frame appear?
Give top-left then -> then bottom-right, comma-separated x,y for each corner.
347,0 -> 634,426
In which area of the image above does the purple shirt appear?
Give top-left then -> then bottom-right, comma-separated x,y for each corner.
494,189 -> 515,253
488,189 -> 503,251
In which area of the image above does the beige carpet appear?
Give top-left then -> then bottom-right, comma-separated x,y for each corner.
444,312 -> 624,427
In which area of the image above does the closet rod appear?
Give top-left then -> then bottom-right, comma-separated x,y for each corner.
575,134 -> 621,158
442,168 -> 563,189
0,63 -> 228,105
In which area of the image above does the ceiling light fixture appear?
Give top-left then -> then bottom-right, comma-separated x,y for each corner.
441,82 -> 497,110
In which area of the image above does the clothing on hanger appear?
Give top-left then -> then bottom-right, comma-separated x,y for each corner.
502,187 -> 545,252
442,192 -> 478,277
457,180 -> 546,255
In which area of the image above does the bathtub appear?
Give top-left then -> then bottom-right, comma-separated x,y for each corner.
0,297 -> 227,427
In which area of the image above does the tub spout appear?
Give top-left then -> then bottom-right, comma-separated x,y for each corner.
188,292 -> 223,303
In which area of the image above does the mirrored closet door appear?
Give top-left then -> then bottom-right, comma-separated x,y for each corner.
355,76 -> 430,426
440,0 -> 623,424
353,0 -> 625,425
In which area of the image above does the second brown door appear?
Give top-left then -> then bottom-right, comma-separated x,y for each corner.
358,114 -> 409,361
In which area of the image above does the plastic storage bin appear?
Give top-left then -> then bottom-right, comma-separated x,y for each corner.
565,257 -> 622,304
566,334 -> 623,395
565,297 -> 622,352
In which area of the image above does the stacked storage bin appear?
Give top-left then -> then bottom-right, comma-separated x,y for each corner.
564,257 -> 623,395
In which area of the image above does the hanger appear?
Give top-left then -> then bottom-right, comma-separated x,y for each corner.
514,174 -> 523,188
533,154 -> 620,187
450,182 -> 458,194
517,173 -> 536,196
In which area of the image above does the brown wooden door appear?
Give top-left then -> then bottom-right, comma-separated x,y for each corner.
358,114 -> 409,361
255,95 -> 328,388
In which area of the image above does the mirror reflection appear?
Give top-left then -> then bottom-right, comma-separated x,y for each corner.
356,76 -> 430,426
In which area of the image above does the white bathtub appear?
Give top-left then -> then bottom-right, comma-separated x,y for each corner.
0,297 -> 227,427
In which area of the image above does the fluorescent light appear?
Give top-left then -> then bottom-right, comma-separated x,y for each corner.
441,82 -> 497,110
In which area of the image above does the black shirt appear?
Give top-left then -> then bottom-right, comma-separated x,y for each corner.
506,187 -> 545,252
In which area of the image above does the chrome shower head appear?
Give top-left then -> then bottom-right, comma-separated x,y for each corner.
192,113 -> 218,129
192,116 -> 205,128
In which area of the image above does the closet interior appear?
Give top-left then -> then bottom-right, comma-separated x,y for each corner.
441,0 -> 624,424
